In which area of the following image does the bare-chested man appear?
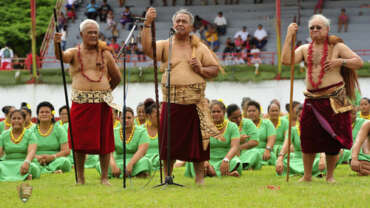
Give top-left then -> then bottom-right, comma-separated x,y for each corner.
281,14 -> 363,183
54,19 -> 121,185
351,120 -> 370,176
142,8 -> 222,185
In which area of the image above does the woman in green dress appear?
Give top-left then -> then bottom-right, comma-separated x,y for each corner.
0,106 -> 15,134
33,102 -> 71,174
338,107 -> 367,164
276,105 -> 326,178
246,100 -> 277,166
350,120 -> 370,176
98,107 -> 151,178
226,104 -> 261,170
0,110 -> 40,181
268,102 -> 289,157
186,100 -> 242,177
358,97 -> 370,120
282,101 -> 301,127
57,105 -> 69,127
21,103 -> 35,130
134,102 -> 146,126
143,98 -> 160,170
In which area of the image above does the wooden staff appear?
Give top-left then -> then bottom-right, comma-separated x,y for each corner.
53,8 -> 78,183
286,33 -> 296,182
151,21 -> 163,184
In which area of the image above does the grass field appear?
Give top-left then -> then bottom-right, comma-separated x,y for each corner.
0,165 -> 369,208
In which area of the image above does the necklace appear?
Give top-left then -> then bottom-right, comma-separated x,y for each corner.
271,117 -> 281,129
77,44 -> 104,82
215,119 -> 228,131
255,119 -> 262,128
360,112 -> 370,120
4,120 -> 11,127
145,123 -> 158,140
10,128 -> 26,144
296,122 -> 301,137
307,39 -> 328,89
120,125 -> 135,144
38,124 -> 54,137
25,122 -> 33,129
238,119 -> 243,131
136,118 -> 146,126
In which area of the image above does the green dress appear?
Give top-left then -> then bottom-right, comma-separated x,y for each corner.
358,150 -> 370,162
0,129 -> 41,181
144,126 -> 160,170
279,126 -> 324,177
0,121 -> 6,135
32,124 -> 71,173
96,126 -> 151,177
272,117 -> 289,156
338,118 -> 367,164
256,119 -> 277,166
185,121 -> 242,177
134,118 -> 146,127
237,118 -> 262,170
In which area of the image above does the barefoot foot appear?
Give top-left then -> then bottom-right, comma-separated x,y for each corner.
298,176 -> 312,182
101,179 -> 111,186
326,177 -> 336,184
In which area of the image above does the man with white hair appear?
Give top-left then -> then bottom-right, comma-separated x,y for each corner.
281,14 -> 363,183
54,19 -> 121,185
141,8 -> 223,185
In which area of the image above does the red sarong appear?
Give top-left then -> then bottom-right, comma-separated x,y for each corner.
300,85 -> 352,154
159,103 -> 210,162
68,102 -> 114,155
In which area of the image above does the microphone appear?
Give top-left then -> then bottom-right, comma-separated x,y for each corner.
170,28 -> 177,35
132,16 -> 147,22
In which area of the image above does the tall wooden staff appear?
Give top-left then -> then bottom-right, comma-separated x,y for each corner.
286,34 -> 296,182
151,21 -> 163,183
53,9 -> 78,183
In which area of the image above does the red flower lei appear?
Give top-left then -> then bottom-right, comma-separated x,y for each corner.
307,38 -> 328,89
77,44 -> 104,82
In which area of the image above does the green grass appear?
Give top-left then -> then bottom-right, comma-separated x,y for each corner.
2,62 -> 370,86
0,165 -> 369,208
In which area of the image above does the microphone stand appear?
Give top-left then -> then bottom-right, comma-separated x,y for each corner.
154,28 -> 183,188
116,19 -> 140,189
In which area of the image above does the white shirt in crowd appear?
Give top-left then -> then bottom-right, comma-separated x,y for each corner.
254,28 -> 267,40
250,48 -> 261,54
234,30 -> 249,41
214,16 -> 227,26
0,47 -> 14,64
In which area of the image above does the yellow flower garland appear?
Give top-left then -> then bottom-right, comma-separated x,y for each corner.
296,122 -> 301,137
4,120 -> 11,127
270,117 -> 281,129
360,112 -> 370,120
120,125 -> 135,144
255,119 -> 262,128
10,128 -> 26,144
216,119 -> 228,131
25,122 -> 33,129
38,124 -> 54,137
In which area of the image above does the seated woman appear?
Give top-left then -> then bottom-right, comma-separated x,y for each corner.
143,98 -> 160,170
246,101 -> 277,166
338,107 -> 367,164
226,104 -> 261,170
185,100 -> 242,177
350,120 -> 370,176
0,110 -> 40,181
268,102 -> 289,157
134,102 -> 146,126
0,106 -> 15,134
276,105 -> 326,177
21,102 -> 35,130
32,102 -> 71,174
358,97 -> 370,120
97,107 -> 151,178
